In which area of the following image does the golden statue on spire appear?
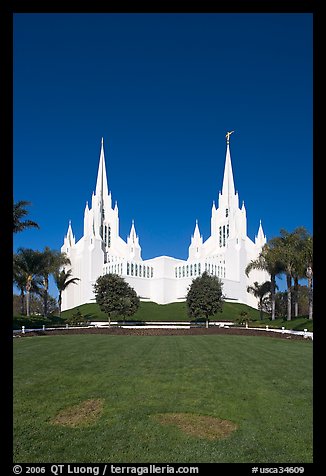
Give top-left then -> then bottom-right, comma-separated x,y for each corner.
226,130 -> 234,144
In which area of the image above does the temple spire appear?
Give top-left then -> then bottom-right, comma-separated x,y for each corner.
255,220 -> 266,245
95,137 -> 109,199
222,131 -> 236,199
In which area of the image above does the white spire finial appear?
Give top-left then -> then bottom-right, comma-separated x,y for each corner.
226,130 -> 234,145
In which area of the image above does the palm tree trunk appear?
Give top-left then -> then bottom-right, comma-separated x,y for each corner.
20,289 -> 25,315
26,291 -> 30,317
259,298 -> 263,321
26,278 -> 32,317
271,275 -> 276,320
293,276 -> 299,317
43,276 -> 49,317
308,276 -> 313,320
286,274 -> 292,321
58,293 -> 62,318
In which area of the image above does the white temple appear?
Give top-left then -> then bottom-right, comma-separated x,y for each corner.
61,133 -> 269,311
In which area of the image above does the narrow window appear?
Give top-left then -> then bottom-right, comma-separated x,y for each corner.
194,263 -> 197,275
135,264 -> 138,276
151,267 -> 153,278
226,208 -> 229,217
190,264 -> 193,276
108,226 -> 111,248
219,226 -> 222,247
127,262 -> 130,275
131,263 -> 134,276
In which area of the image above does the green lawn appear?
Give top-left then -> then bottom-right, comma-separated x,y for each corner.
13,334 -> 312,463
61,300 -> 266,322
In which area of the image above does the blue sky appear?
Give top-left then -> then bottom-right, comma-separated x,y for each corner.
13,13 -> 313,297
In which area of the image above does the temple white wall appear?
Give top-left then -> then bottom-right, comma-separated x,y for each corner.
61,134 -> 269,311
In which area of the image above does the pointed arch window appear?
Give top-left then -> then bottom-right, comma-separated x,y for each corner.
226,208 -> 229,217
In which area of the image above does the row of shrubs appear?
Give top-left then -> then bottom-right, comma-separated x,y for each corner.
13,308 -> 312,331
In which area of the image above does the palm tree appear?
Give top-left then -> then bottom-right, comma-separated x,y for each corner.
13,200 -> 40,233
13,258 -> 27,315
38,248 -> 71,317
247,281 -> 271,321
14,248 -> 44,316
290,227 -> 312,317
270,227 -> 312,321
245,243 -> 283,320
298,231 -> 313,320
269,230 -> 297,321
53,269 -> 80,317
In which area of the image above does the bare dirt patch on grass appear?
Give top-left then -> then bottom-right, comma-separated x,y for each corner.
153,413 -> 238,440
50,399 -> 104,428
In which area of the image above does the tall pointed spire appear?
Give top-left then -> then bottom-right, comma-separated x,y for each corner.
255,220 -> 266,245
95,137 -> 109,199
129,219 -> 137,243
65,220 -> 75,247
221,131 -> 236,199
193,219 -> 201,241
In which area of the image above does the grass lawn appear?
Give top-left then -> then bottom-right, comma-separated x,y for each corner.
60,301 -> 266,322
13,334 -> 312,463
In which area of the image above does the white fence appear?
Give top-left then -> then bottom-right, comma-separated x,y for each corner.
13,322 -> 313,339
